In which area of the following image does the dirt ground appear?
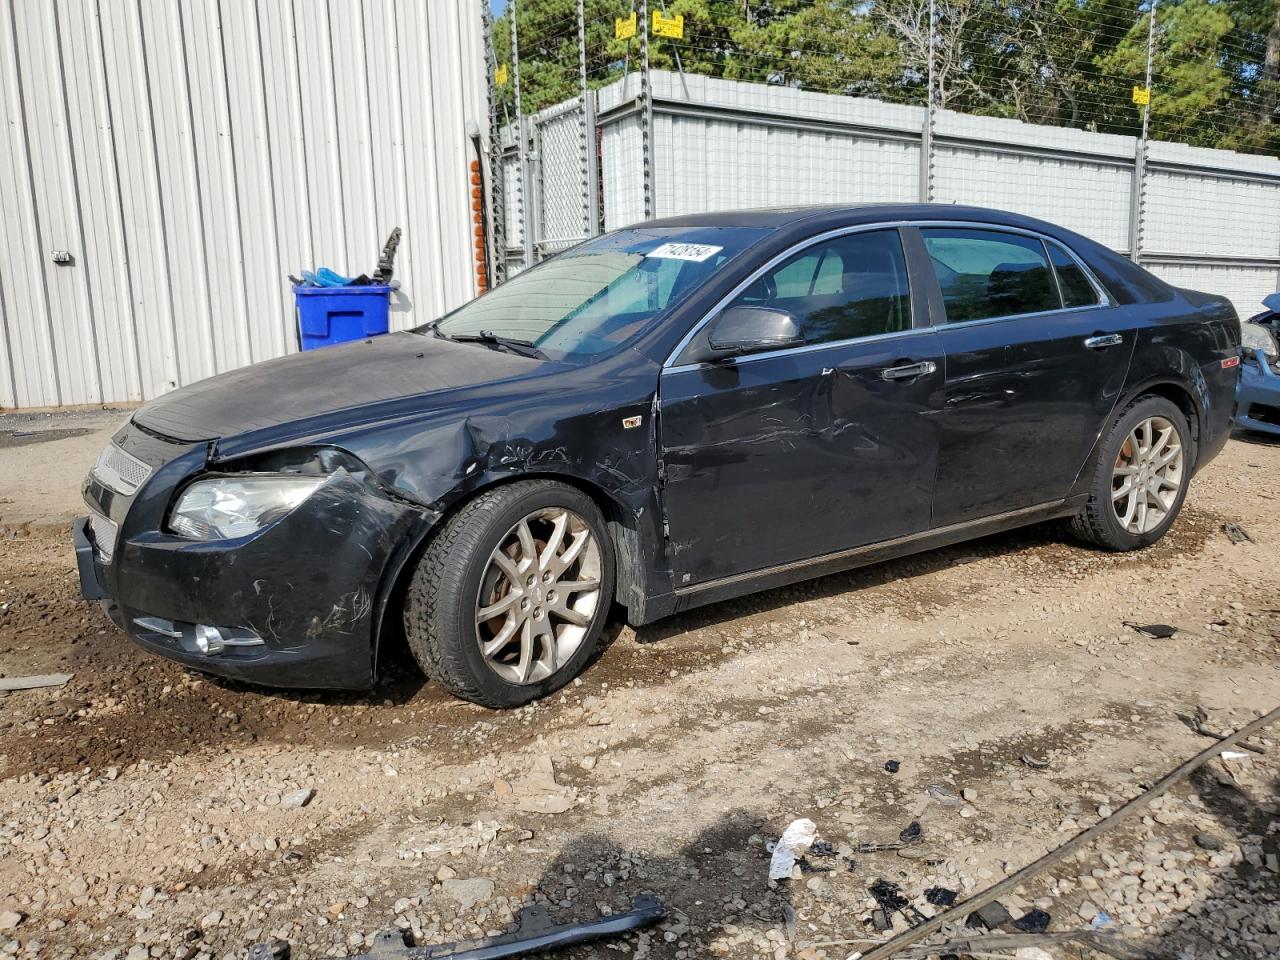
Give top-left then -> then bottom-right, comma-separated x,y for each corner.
0,414 -> 1277,960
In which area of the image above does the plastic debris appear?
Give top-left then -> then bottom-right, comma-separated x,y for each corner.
924,887 -> 958,907
1180,705 -> 1267,755
810,840 -> 836,858
1020,754 -> 1050,769
768,818 -> 817,880
855,821 -> 923,853
1090,910 -> 1112,929
1222,521 -> 1254,544
1012,909 -> 1051,933
884,760 -> 901,773
966,900 -> 1013,931
1124,622 -> 1177,639
927,784 -> 963,806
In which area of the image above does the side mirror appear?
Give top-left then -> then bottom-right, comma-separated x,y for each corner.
704,305 -> 804,359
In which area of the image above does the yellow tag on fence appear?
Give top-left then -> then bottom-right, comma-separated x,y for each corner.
615,12 -> 637,40
495,64 -> 509,86
1132,85 -> 1151,106
653,11 -> 684,38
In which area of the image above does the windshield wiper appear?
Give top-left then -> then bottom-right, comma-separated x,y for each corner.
447,330 -> 547,359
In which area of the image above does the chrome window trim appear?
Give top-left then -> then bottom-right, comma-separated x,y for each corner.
662,219 -> 1114,372
663,221 -> 916,371
916,224 -> 1113,326
665,326 -> 935,375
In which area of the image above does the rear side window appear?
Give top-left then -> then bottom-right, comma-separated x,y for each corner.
732,229 -> 911,345
922,229 -> 1060,322
1047,242 -> 1100,308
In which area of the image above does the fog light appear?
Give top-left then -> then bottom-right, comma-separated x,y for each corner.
195,624 -> 226,655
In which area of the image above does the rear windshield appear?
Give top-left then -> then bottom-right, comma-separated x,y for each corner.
428,226 -> 769,362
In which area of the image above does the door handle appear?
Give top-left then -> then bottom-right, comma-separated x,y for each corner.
1084,333 -> 1124,349
880,360 -> 937,381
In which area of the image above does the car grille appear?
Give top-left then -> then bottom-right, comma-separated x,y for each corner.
1249,403 -> 1280,427
88,510 -> 119,564
92,441 -> 152,495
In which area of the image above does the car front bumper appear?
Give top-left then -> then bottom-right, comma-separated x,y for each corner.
1235,349 -> 1280,437
76,426 -> 431,690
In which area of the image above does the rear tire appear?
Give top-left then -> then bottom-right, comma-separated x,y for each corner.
404,480 -> 615,708
1071,395 -> 1192,551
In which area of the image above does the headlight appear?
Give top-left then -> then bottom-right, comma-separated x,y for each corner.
169,476 -> 327,540
1241,320 -> 1279,360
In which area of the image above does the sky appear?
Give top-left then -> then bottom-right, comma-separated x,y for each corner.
492,0 -> 507,14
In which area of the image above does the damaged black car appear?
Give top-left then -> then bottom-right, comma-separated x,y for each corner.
76,205 -> 1241,707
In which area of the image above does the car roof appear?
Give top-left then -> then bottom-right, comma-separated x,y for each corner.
646,203 -> 1059,232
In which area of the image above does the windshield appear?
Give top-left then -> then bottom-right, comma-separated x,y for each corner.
427,226 -> 770,362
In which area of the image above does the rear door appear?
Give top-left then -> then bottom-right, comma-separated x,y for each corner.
918,226 -> 1135,526
658,228 -> 945,586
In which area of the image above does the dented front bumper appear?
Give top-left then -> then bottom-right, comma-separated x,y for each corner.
77,423 -> 431,689
1235,348 -> 1280,436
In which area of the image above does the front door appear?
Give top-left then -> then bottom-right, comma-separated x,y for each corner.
919,227 -> 1136,526
658,228 -> 945,587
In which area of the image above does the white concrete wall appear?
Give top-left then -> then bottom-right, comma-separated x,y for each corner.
0,0 -> 487,410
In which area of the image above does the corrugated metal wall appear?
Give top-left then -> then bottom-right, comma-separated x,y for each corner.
0,0 -> 486,410
591,72 -> 1280,322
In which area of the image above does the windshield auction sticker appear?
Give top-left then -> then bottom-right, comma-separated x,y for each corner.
647,242 -> 723,262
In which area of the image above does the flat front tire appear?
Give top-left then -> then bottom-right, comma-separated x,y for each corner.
404,480 -> 615,708
1071,395 -> 1193,551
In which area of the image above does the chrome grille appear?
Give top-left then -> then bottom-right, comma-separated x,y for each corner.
92,442 -> 152,495
88,510 -> 119,564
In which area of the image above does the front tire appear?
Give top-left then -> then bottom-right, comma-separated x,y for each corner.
404,480 -> 615,708
1071,395 -> 1193,551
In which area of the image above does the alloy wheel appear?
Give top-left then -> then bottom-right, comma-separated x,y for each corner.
474,507 -> 603,685
1111,415 -> 1184,535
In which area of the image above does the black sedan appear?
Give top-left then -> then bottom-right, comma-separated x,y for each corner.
76,205 -> 1242,707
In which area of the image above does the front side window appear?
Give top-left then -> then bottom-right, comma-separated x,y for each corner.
922,228 -> 1060,322
429,226 -> 769,362
729,229 -> 912,346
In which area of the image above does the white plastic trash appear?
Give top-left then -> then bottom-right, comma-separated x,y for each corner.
768,818 -> 817,880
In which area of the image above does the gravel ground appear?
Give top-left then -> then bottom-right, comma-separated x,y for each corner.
0,418 -> 1277,960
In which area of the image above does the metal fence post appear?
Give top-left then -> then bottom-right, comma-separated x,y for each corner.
640,0 -> 655,220
919,0 -> 937,203
511,0 -> 534,268
482,0 -> 505,283
577,0 -> 600,236
1129,0 -> 1158,263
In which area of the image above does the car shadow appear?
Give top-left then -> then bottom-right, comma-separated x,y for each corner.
1232,425 -> 1280,446
499,809 -> 795,958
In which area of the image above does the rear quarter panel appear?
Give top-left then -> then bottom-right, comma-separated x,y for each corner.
1123,289 -> 1240,470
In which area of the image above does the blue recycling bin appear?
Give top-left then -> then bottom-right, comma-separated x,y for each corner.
293,284 -> 393,351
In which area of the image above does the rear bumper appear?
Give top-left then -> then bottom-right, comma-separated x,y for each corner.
1235,350 -> 1280,437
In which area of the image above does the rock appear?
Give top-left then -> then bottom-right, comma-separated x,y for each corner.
1195,834 -> 1224,851
280,788 -> 315,810
200,911 -> 223,928
0,913 -> 23,933
1077,900 -> 1099,921
962,787 -> 978,802
436,865 -> 457,881
125,947 -> 148,960
442,878 -> 494,912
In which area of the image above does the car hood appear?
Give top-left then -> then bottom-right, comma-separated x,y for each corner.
132,332 -> 544,445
